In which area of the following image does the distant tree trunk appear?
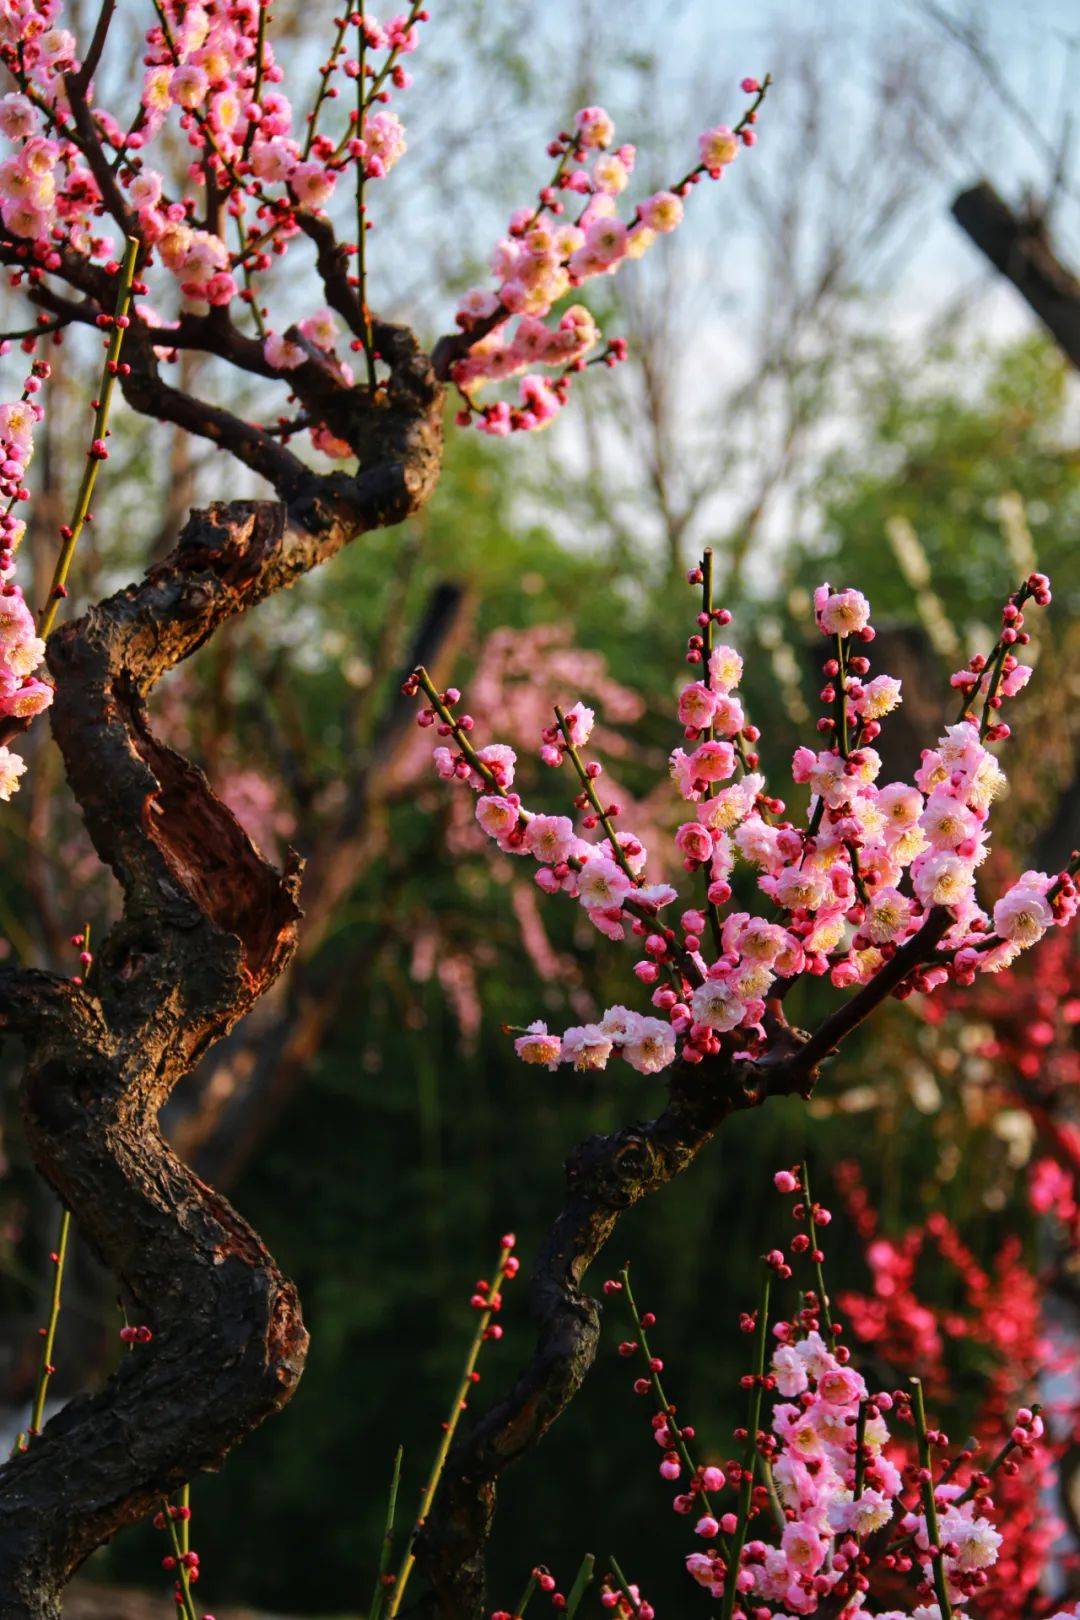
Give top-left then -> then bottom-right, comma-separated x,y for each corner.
952,181 -> 1080,368
952,181 -> 1080,883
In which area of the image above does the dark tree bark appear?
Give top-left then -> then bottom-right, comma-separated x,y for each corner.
0,326 -> 444,1618
951,181 -> 1080,369
0,110 -> 1066,1620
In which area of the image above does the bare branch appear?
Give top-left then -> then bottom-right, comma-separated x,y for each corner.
68,0 -> 117,99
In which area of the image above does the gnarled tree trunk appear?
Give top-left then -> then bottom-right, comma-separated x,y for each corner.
0,327 -> 443,1617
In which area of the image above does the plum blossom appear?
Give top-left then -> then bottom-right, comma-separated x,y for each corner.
621,1015 -> 677,1074
0,744 -> 27,800
476,794 -> 521,844
452,85 -> 766,433
577,856 -> 632,911
524,814 -> 577,866
993,872 -> 1054,948
513,1021 -> 561,1069
815,586 -> 872,637
560,1024 -> 614,1071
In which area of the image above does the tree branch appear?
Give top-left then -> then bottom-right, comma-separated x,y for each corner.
68,0 -> 117,99
417,909 -> 954,1617
416,1043 -> 811,1617
781,907 -> 952,1085
167,580 -> 472,1184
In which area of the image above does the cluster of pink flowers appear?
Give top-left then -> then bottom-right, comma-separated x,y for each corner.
491,1561 -> 630,1620
609,1168 -> 1068,1620
0,4 -> 772,477
449,79 -> 766,436
0,0 -> 420,258
0,0 -> 429,458
0,0 -> 775,590
682,1343 -> 1013,1612
134,0 -> 419,310
599,1578 -> 655,1618
408,566 -> 1077,1080
0,0 -> 78,242
0,362 -> 53,799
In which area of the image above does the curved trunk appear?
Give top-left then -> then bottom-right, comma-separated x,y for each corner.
0,332 -> 443,1612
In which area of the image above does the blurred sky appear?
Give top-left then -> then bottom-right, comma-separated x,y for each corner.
356,0 -> 1080,392
730,0 -> 1079,269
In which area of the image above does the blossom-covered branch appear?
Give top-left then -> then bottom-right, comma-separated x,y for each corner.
612,1167 -> 1056,1618
444,79 -> 770,434
409,569 -> 1077,1089
406,563 -> 1079,1614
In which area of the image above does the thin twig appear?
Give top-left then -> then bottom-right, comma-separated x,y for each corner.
38,237 -> 139,640
799,1160 -> 836,1351
385,1239 -> 515,1618
910,1377 -> 953,1620
722,1265 -> 771,1620
26,1206 -> 72,1440
367,1444 -> 403,1620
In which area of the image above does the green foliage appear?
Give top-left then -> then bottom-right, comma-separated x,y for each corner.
796,335 -> 1079,623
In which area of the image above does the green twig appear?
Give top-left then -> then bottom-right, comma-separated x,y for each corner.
27,1205 -> 72,1439
162,1498 -> 200,1620
799,1161 -> 836,1351
414,667 -> 501,792
368,1444 -> 403,1620
386,1239 -> 515,1617
554,706 -> 637,885
618,1265 -> 729,1554
302,13 -> 351,158
174,1482 -> 191,1620
608,1556 -> 641,1616
721,1266 -> 771,1620
37,237 -> 139,640
910,1378 -> 953,1620
511,1571 -> 538,1618
565,1553 -> 596,1618
554,709 -> 702,984
953,1405 -> 1041,1507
